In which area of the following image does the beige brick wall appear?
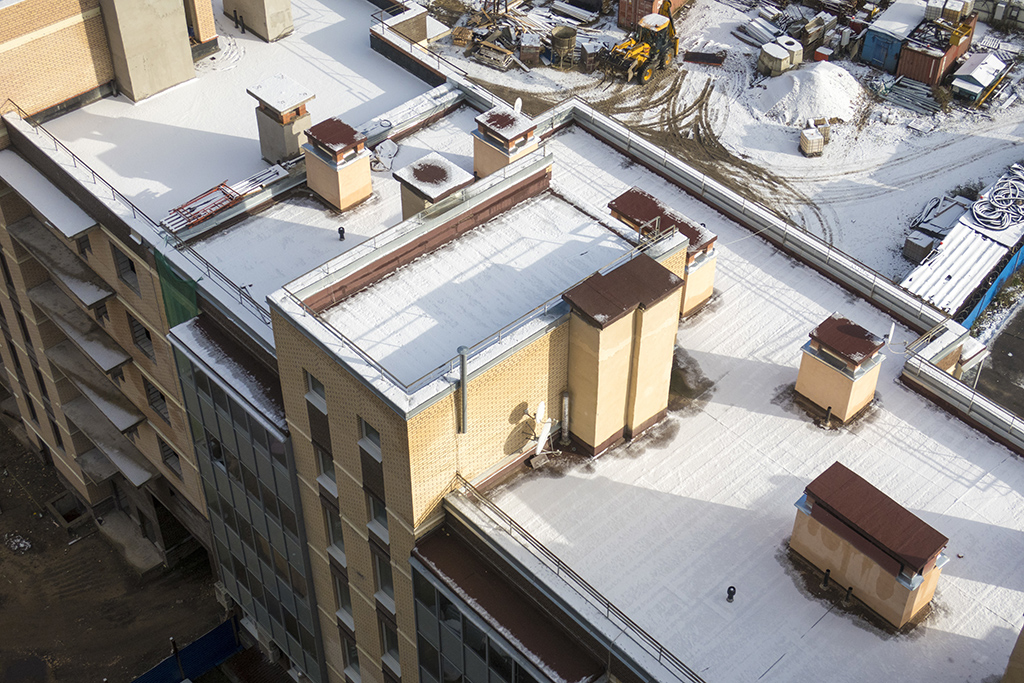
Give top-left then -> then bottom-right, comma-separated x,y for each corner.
0,0 -> 114,116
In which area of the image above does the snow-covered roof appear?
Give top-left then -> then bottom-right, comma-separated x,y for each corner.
246,73 -> 315,114
41,0 -> 430,217
321,193 -> 633,386
490,151 -> 1024,682
0,149 -> 95,239
868,0 -> 927,41
392,152 -> 475,202
900,221 -> 1006,313
953,52 -> 1006,88
476,107 -> 537,142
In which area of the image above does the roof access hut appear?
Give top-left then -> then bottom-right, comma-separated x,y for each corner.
246,73 -> 315,164
303,116 -> 371,211
608,186 -> 717,316
393,152 -> 474,220
790,461 -> 949,628
794,313 -> 885,423
473,107 -> 539,178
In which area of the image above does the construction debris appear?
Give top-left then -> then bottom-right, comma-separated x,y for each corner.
683,50 -> 727,65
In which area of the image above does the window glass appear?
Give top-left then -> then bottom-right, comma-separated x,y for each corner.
127,313 -> 154,359
488,642 -> 512,682
443,656 -> 463,683
335,574 -> 352,615
112,245 -> 139,293
382,620 -> 400,660
375,553 -> 394,600
414,570 -> 437,612
317,447 -> 335,483
306,371 -> 325,399
439,593 -> 462,636
464,620 -> 486,660
361,419 -> 381,449
369,493 -> 388,531
327,509 -> 345,553
344,637 -> 360,673
418,636 -> 440,680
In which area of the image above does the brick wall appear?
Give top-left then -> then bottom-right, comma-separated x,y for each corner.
0,0 -> 114,116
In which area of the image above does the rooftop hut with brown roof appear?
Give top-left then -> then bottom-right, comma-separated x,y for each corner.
790,462 -> 949,628
302,116 -> 372,211
562,253 -> 683,455
794,313 -> 885,423
393,152 -> 475,220
608,186 -> 717,316
473,107 -> 540,178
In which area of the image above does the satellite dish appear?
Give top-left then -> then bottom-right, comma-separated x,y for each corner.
514,97 -> 523,114
535,419 -> 554,456
534,400 -> 545,426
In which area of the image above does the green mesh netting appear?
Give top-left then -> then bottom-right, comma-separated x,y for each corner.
155,251 -> 198,327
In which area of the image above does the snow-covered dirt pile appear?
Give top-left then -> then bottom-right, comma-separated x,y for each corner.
754,62 -> 864,125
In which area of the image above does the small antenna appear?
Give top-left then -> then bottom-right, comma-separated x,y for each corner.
514,97 -> 523,113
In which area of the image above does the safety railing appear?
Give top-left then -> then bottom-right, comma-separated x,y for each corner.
2,100 -> 272,327
453,474 -> 708,683
371,5 -> 469,79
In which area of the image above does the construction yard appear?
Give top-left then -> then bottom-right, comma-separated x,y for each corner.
0,407 -> 223,683
421,0 -> 1024,279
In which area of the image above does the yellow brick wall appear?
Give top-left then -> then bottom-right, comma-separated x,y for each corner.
0,0 -> 114,116
185,0 -> 217,42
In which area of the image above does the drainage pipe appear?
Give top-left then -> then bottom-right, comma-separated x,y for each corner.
458,346 -> 469,434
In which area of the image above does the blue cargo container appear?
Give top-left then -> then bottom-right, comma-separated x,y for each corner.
861,0 -> 926,73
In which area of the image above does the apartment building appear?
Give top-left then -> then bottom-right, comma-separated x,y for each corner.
2,2 -> 1023,683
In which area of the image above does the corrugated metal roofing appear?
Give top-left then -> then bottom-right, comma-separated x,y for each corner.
953,52 -> 1005,87
805,462 -> 948,574
900,220 -> 1006,313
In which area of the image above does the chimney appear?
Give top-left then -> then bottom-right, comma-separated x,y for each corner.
246,74 -> 314,164
473,106 -> 539,178
223,0 -> 295,42
393,152 -> 474,220
303,117 -> 372,211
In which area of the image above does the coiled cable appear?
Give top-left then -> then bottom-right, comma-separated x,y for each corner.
972,164 -> 1024,231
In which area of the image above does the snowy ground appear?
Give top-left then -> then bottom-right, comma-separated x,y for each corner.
42,0 -> 429,217
489,126 -> 1024,683
429,0 -> 1024,280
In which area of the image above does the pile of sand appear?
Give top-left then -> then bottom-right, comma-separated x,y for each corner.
754,61 -> 863,125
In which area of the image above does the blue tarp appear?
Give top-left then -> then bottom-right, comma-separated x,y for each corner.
132,618 -> 242,683
961,246 -> 1024,328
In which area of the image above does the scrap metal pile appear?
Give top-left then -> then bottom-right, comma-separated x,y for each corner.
457,0 -> 603,71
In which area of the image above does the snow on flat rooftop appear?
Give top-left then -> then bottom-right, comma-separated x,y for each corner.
42,0 -> 429,216
246,73 -> 315,113
322,194 -> 633,385
192,106 -> 479,324
869,0 -> 927,40
488,129 -> 1024,683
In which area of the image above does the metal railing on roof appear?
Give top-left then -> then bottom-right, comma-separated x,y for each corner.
1,100 -> 272,327
371,5 -> 469,79
452,474 -> 708,683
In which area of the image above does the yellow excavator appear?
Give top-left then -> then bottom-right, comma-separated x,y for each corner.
596,1 -> 678,84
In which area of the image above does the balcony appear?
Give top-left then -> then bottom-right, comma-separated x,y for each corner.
45,340 -> 142,432
7,217 -> 113,309
28,281 -> 130,373
61,396 -> 154,487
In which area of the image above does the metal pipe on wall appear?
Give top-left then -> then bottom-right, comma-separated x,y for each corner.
459,346 -> 469,434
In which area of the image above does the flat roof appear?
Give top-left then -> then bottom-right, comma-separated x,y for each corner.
246,73 -> 315,114
869,0 -> 926,41
485,129 -> 1024,683
809,313 -> 884,365
321,192 -> 633,385
42,0 -> 430,217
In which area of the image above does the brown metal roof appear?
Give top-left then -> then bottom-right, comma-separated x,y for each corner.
415,527 -> 604,683
475,107 -> 537,142
805,462 -> 948,574
608,187 -> 716,252
563,253 -> 682,329
809,313 -> 884,366
306,117 -> 364,154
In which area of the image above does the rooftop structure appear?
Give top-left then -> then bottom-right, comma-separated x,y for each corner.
486,155 -> 1024,680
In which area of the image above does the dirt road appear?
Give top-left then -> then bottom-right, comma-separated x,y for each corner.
0,419 -> 222,683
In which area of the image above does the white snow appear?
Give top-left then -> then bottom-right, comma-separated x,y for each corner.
490,134 -> 1024,682
392,151 -> 474,199
0,150 -> 95,238
322,194 -> 632,385
42,0 -> 430,217
754,62 -> 861,125
170,318 -> 286,429
869,0 -> 927,41
245,73 -> 316,113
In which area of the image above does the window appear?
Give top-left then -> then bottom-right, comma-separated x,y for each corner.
374,552 -> 394,603
15,311 -> 30,344
112,245 -> 139,293
343,637 -> 361,681
305,370 -> 326,411
326,507 -> 345,561
128,313 -> 154,359
33,367 -> 48,401
317,446 -> 336,484
368,492 -> 388,533
94,303 -> 109,325
145,378 -> 169,422
49,418 -> 63,451
381,619 -> 401,673
0,251 -> 13,287
76,235 -> 91,257
159,438 -> 182,478
26,397 -> 38,424
334,573 -> 353,620
360,418 -> 382,461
